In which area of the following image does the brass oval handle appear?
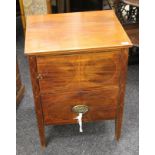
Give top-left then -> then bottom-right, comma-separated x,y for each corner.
72,105 -> 88,114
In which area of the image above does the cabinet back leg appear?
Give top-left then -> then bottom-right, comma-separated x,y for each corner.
115,115 -> 122,141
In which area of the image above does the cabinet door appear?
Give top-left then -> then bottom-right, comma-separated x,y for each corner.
37,51 -> 121,94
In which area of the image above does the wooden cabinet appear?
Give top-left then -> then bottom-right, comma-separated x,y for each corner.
37,51 -> 120,124
25,10 -> 132,147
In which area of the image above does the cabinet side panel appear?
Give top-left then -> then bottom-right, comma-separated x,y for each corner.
28,56 -> 46,147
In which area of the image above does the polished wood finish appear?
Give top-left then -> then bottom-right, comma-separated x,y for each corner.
36,51 -> 121,94
42,86 -> 118,125
28,56 -> 46,147
115,48 -> 129,140
25,10 -> 132,147
25,10 -> 132,55
37,51 -> 120,124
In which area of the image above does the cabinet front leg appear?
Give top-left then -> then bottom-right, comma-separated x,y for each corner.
28,56 -> 46,147
38,126 -> 46,148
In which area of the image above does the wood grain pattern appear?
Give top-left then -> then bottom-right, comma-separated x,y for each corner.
41,86 -> 118,125
25,10 -> 131,147
28,56 -> 46,147
115,48 -> 129,141
25,10 -> 132,55
36,51 -> 121,94
35,51 -> 121,125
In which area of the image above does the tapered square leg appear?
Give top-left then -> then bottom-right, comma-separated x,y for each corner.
38,123 -> 46,148
115,107 -> 123,141
28,56 -> 46,147
115,49 -> 129,141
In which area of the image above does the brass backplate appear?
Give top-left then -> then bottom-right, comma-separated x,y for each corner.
72,105 -> 88,114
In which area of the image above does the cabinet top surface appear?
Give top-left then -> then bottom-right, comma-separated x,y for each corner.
25,10 -> 132,55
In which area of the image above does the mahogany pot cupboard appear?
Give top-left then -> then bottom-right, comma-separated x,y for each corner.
25,10 -> 132,147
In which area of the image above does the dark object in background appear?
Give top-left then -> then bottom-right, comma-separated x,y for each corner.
128,47 -> 139,65
16,0 -> 20,16
70,0 -> 103,12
